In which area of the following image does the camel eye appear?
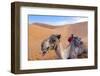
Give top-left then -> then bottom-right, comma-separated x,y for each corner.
49,39 -> 56,43
56,35 -> 61,39
47,47 -> 49,50
52,39 -> 56,42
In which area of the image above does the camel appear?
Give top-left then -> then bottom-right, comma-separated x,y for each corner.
41,34 -> 87,59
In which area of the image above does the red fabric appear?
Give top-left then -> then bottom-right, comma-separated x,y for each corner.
68,37 -> 73,43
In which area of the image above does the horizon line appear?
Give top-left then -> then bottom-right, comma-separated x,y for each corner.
29,21 -> 88,26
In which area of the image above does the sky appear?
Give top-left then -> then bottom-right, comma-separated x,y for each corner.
28,15 -> 88,26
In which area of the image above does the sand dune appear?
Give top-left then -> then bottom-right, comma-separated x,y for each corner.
31,22 -> 68,29
28,22 -> 88,60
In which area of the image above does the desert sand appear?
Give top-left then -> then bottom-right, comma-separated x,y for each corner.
28,22 -> 88,60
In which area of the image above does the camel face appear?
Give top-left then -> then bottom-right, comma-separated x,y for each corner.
41,34 -> 61,56
41,39 -> 50,56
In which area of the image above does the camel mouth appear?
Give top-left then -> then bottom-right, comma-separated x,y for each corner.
42,51 -> 47,56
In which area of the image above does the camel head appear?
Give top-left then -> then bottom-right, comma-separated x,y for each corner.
41,34 -> 61,56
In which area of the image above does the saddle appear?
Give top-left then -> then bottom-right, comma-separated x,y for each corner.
72,37 -> 83,47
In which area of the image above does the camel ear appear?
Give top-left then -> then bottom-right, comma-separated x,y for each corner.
56,34 -> 61,40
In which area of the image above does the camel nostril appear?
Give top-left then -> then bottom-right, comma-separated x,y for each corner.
43,51 -> 46,54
